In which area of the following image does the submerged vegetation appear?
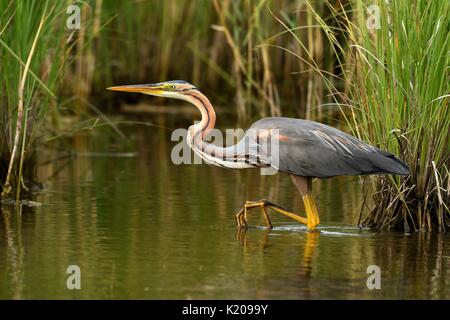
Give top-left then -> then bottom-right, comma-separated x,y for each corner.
0,0 -> 448,231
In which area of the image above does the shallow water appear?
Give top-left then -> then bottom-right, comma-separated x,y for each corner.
0,115 -> 449,299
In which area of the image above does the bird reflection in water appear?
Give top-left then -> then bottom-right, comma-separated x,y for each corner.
236,227 -> 320,278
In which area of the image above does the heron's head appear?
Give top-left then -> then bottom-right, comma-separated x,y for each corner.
107,80 -> 197,100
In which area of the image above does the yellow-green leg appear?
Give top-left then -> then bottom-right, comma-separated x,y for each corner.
235,175 -> 320,231
236,200 -> 274,228
236,199 -> 308,229
291,175 -> 320,230
303,194 -> 320,230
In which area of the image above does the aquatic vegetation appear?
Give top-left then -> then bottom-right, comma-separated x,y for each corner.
351,0 -> 449,231
310,0 -> 449,231
0,1 -> 68,198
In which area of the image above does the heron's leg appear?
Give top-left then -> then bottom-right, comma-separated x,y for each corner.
291,175 -> 320,230
303,194 -> 320,228
261,206 -> 273,229
236,199 -> 307,228
235,210 -> 243,227
236,201 -> 265,228
237,201 -> 273,228
235,207 -> 247,228
264,201 -> 307,225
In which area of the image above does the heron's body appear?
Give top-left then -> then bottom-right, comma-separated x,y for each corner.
108,80 -> 410,231
189,116 -> 409,177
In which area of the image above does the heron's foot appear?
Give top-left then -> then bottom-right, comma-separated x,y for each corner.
236,199 -> 275,229
236,199 -> 318,230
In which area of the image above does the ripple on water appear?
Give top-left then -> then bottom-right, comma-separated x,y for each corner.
263,223 -> 371,237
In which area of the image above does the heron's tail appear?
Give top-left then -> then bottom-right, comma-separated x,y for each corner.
374,151 -> 410,176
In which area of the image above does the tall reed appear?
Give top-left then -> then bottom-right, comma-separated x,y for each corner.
358,0 -> 449,231
0,1 -> 68,199
309,0 -> 449,231
85,0 -> 338,120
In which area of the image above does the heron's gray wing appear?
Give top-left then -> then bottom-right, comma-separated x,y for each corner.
245,117 -> 409,178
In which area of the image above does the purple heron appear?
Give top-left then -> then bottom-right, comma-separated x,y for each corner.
108,80 -> 410,231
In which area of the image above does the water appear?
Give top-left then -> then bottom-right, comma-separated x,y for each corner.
0,115 -> 449,299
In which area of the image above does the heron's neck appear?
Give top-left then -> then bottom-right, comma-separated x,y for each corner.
183,90 -> 256,169
185,90 -> 233,161
184,90 -> 216,139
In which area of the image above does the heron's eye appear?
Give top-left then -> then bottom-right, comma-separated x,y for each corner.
166,84 -> 176,91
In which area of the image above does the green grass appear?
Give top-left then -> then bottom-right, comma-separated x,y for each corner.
88,0 -> 340,120
310,0 -> 449,231
0,0 -> 67,198
356,0 -> 449,231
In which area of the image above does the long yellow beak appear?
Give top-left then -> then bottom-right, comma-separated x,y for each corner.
106,84 -> 163,94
